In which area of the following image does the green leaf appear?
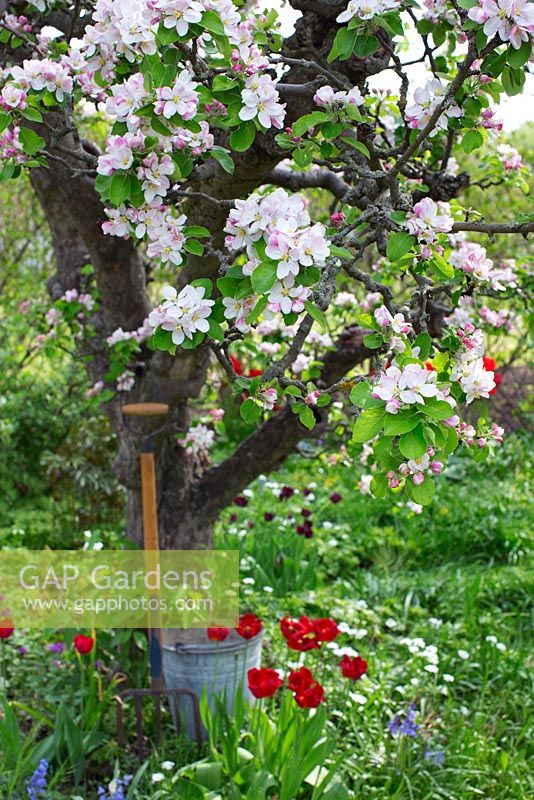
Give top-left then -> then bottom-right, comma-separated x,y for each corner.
207,318 -> 224,341
370,472 -> 388,498
352,34 -> 379,57
21,106 -> 43,123
0,111 -> 10,133
383,411 -> 420,436
201,10 -> 225,35
328,27 -> 357,62
240,398 -> 261,423
110,172 -> 131,205
150,115 -> 172,136
444,425 -> 458,454
292,111 -> 330,137
212,75 -> 238,92
352,407 -> 386,443
413,332 -> 432,360
185,239 -> 204,256
409,474 -> 435,505
363,333 -> 384,349
211,146 -> 234,174
245,295 -> 269,324
150,328 -> 176,355
430,252 -> 454,280
399,423 -> 427,459
298,404 -> 316,430
230,121 -> 256,152
501,66 -> 525,96
349,382 -> 371,407
304,301 -> 327,331
507,40 -> 531,69
18,127 -> 45,155
387,231 -> 415,262
339,137 -> 370,158
184,225 -> 210,238
420,398 -> 455,420
329,244 -> 353,259
250,261 -> 278,294
462,129 -> 483,153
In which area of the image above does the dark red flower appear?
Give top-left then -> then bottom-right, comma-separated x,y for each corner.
207,627 -> 231,642
230,513 -> 238,522
264,512 -> 275,521
0,621 -> 15,640
249,368 -> 263,378
288,666 -> 314,693
303,488 -> 312,496
236,613 -> 263,640
294,680 -> 325,708
296,519 -> 314,538
248,667 -> 283,698
340,655 -> 368,681
283,616 -> 320,651
234,495 -> 248,507
279,486 -> 295,501
313,618 -> 339,643
301,508 -> 312,518
73,634 -> 94,655
329,492 -> 342,503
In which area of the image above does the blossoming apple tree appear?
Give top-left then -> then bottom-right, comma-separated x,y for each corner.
0,0 -> 532,547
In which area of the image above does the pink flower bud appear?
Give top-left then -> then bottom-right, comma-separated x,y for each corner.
330,212 -> 345,227
429,461 -> 443,475
413,473 -> 425,485
478,437 -> 486,448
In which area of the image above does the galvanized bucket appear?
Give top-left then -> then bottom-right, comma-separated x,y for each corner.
162,630 -> 264,740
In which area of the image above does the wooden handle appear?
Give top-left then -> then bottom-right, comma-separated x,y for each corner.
122,402 -> 169,418
140,452 -> 160,551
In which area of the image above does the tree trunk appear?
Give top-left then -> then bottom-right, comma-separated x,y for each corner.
125,485 -> 215,550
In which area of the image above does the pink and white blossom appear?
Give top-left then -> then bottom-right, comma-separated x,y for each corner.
468,0 -> 534,49
406,198 -> 454,243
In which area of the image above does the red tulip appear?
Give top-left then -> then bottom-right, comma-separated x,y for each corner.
0,621 -> 14,640
230,355 -> 243,375
248,667 -> 283,698
340,655 -> 368,681
483,356 -> 502,394
294,680 -> 325,708
312,618 -> 339,643
207,627 -> 231,642
73,634 -> 94,655
236,613 -> 263,640
288,666 -> 314,693
281,616 -> 320,651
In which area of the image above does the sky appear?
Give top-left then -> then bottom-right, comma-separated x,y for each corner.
269,0 -> 534,132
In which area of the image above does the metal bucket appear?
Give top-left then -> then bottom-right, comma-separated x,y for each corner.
162,630 -> 264,740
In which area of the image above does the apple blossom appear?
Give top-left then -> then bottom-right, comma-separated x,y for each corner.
159,0 -> 204,37
406,198 -> 454,243
239,73 -> 285,129
148,284 -> 215,346
336,0 -> 401,24
314,85 -> 364,109
468,0 -> 534,49
497,143 -> 523,170
406,78 -> 461,136
155,70 -> 199,120
183,424 -> 215,455
259,388 -> 278,410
